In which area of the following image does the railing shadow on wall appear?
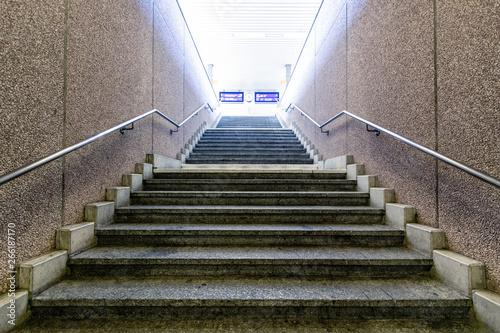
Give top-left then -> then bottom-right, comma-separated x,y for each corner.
283,103 -> 500,189
0,104 -> 215,187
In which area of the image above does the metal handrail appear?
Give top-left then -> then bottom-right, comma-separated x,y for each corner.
0,104 -> 213,186
287,104 -> 500,189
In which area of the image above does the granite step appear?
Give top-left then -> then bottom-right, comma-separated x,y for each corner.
67,246 -> 432,277
192,147 -> 307,153
130,191 -> 370,206
193,143 -> 305,148
152,170 -> 346,180
199,135 -> 298,139
202,131 -> 296,135
197,139 -> 301,143
30,276 -> 471,320
201,133 -> 297,137
143,179 -> 357,191
96,223 -> 405,247
186,158 -> 314,164
188,152 -> 310,158
16,317 -> 489,333
214,125 -> 283,128
114,206 -> 385,224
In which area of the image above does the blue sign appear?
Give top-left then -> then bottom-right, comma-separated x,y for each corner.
255,92 -> 279,103
220,92 -> 244,103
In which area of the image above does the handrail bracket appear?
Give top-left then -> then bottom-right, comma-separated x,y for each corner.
366,124 -> 380,136
321,127 -> 330,136
120,123 -> 134,135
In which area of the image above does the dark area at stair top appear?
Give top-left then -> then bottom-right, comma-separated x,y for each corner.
186,115 -> 314,164
216,116 -> 283,128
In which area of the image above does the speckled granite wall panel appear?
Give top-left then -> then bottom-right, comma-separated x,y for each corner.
154,0 -> 184,57
63,0 -> 153,224
315,0 -> 347,54
436,0 -> 500,292
314,4 -> 347,158
183,64 -> 204,144
346,0 -> 437,225
0,0 -> 66,293
153,4 -> 185,158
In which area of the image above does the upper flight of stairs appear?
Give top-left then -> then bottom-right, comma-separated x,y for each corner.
18,165 -> 479,332
185,116 -> 314,164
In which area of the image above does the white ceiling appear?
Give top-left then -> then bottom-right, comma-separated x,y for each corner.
177,0 -> 322,93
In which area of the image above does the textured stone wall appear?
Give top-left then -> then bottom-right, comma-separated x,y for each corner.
281,0 -> 499,292
0,0 -> 218,293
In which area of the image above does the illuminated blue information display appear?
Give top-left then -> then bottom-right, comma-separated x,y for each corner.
255,92 -> 279,103
220,92 -> 244,103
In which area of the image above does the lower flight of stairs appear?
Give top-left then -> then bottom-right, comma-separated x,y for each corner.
23,168 -> 474,330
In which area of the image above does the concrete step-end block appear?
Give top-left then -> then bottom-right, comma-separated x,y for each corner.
323,155 -> 355,170
314,154 -> 323,163
347,164 -> 365,180
177,153 -> 186,163
180,148 -> 190,158
17,251 -> 67,297
385,203 -> 416,230
309,149 -> 318,159
146,154 -> 182,169
135,163 -> 153,180
473,289 -> 500,333
356,175 -> 379,193
432,250 -> 486,296
106,187 -> 130,208
0,289 -> 29,332
56,222 -> 97,255
85,202 -> 115,228
370,188 -> 395,208
405,223 -> 445,257
122,174 -> 143,192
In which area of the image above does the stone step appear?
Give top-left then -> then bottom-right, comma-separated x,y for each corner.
179,164 -> 320,170
215,125 -> 283,128
185,158 -> 314,164
143,179 -> 356,191
16,317 -> 489,332
192,147 -> 307,153
67,246 -> 432,277
189,149 -> 309,158
194,143 -> 306,149
201,131 -> 295,134
96,223 -> 405,247
203,130 -> 295,135
206,128 -> 292,132
152,170 -> 345,179
30,276 -> 471,320
130,191 -> 370,206
197,138 -> 301,143
202,132 -> 296,136
188,152 -> 311,158
114,206 -> 385,224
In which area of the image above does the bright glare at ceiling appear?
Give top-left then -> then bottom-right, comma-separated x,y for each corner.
177,0 -> 323,94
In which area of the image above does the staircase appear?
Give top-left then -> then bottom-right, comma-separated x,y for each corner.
186,116 -> 313,164
17,117 -> 484,332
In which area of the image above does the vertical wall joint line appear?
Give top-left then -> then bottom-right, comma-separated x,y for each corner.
152,1 -> 155,154
61,0 -> 70,227
433,0 -> 440,226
